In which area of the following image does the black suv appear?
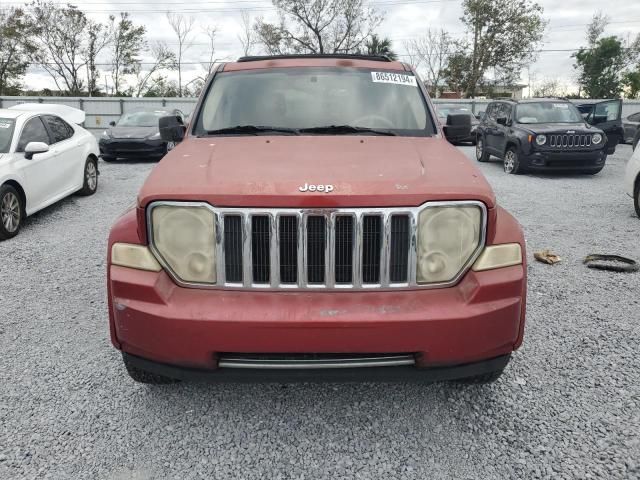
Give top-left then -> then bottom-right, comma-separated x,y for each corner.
475,98 -> 623,174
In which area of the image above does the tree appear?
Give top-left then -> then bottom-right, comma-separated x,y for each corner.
573,13 -> 640,98
458,0 -> 546,97
166,13 -> 195,97
442,45 -> 473,94
110,13 -> 146,95
254,0 -> 382,55
533,78 -> 566,98
0,8 -> 37,95
238,11 -> 256,57
86,22 -> 110,96
404,29 -> 452,96
202,24 -> 219,74
364,35 -> 397,60
131,42 -> 176,97
624,70 -> 640,99
29,1 -> 92,95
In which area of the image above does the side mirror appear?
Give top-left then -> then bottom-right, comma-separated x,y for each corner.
24,141 -> 49,160
496,116 -> 508,126
159,115 -> 186,143
109,121 -> 116,127
443,114 -> 472,143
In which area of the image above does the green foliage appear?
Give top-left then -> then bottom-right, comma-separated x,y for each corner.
442,46 -> 473,93
110,12 -> 146,95
624,70 -> 640,99
0,8 -> 37,95
448,0 -> 546,98
364,35 -> 397,60
573,14 -> 640,98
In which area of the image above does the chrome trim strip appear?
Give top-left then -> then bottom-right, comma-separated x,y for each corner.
218,354 -> 416,369
145,200 -> 488,291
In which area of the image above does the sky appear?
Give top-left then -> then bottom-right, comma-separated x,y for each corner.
7,0 -> 640,95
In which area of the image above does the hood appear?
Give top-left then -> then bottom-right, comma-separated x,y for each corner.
138,136 -> 496,208
518,122 -> 598,134
109,126 -> 158,139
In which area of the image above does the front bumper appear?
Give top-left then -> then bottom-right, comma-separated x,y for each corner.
123,352 -> 512,382
522,148 -> 606,171
108,263 -> 526,371
99,138 -> 166,158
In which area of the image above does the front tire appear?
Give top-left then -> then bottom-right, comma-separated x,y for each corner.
0,184 -> 24,240
123,355 -> 179,384
476,136 -> 489,162
503,147 -> 523,174
78,157 -> 98,196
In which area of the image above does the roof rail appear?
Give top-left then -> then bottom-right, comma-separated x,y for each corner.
237,54 -> 393,63
494,97 -> 517,102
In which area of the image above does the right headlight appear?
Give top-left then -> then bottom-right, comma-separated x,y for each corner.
592,133 -> 603,145
416,205 -> 483,284
535,134 -> 546,146
150,204 -> 216,284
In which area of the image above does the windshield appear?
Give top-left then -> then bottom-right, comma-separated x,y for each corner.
116,111 -> 168,127
194,68 -> 434,136
515,102 -> 583,124
0,118 -> 16,153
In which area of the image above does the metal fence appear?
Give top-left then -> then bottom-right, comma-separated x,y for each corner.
1,96 -> 639,133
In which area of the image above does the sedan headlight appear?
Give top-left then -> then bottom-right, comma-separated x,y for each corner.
149,132 -> 161,140
101,130 -> 111,139
535,134 -> 546,146
417,205 -> 483,284
592,133 -> 603,145
151,205 -> 216,284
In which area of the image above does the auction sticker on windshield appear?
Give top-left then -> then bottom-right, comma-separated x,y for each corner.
371,72 -> 417,86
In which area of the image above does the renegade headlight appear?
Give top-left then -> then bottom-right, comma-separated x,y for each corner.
416,205 -> 483,284
592,133 -> 603,145
535,134 -> 546,146
151,204 -> 216,284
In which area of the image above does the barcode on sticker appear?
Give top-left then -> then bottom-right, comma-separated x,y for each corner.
371,72 -> 417,86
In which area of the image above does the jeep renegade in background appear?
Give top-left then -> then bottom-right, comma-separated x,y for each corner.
107,55 -> 527,385
476,98 -> 622,174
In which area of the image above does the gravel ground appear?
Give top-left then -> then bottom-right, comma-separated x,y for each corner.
1,145 -> 639,480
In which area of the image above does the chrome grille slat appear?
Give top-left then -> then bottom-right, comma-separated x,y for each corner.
147,202 -> 488,291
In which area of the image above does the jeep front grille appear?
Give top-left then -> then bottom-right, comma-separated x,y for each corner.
147,202 -> 487,290
548,134 -> 592,148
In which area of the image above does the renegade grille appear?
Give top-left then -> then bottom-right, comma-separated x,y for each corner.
220,209 -> 412,288
548,134 -> 592,148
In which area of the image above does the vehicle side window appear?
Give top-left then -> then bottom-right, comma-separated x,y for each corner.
495,103 -> 510,120
486,104 -> 497,121
43,115 -> 74,143
594,101 -> 619,123
17,117 -> 50,152
628,112 -> 640,122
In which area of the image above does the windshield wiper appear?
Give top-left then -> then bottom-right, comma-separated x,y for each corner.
299,125 -> 397,136
204,125 -> 299,136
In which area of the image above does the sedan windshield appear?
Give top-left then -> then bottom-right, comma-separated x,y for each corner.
117,111 -> 168,127
194,68 -> 433,136
515,102 -> 583,124
0,118 -> 16,153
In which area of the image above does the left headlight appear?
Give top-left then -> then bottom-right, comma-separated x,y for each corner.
592,133 -> 603,145
149,132 -> 161,140
416,205 -> 483,284
101,130 -> 110,139
150,205 -> 216,284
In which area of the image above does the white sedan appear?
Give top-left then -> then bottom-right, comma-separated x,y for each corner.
0,104 -> 99,240
625,133 -> 640,218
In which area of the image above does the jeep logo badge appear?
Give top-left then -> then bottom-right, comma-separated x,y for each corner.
299,183 -> 334,193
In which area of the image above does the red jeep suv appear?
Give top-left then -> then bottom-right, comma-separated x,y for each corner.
107,55 -> 527,384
